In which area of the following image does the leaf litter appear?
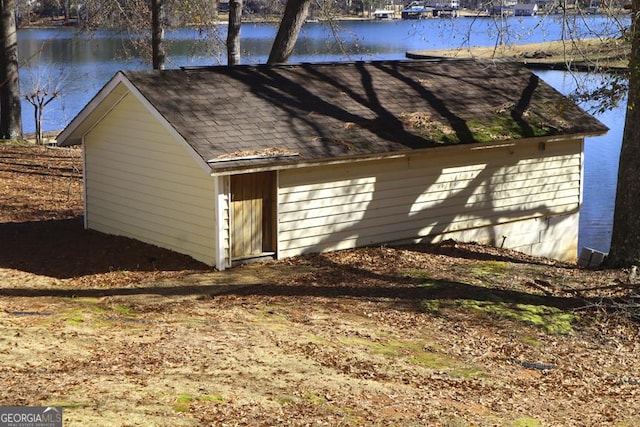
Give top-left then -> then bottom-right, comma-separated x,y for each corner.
0,143 -> 639,426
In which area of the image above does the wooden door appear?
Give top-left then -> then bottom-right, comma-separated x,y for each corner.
230,172 -> 276,259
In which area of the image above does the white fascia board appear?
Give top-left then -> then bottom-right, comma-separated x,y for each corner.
213,175 -> 227,271
82,134 -> 88,230
57,72 -> 129,145
208,132 -> 601,177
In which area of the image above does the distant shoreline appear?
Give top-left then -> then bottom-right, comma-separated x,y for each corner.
406,38 -> 629,71
19,8 -> 630,29
18,15 -> 630,72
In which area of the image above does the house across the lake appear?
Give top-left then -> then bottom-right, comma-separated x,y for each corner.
373,9 -> 396,19
514,3 -> 538,16
57,59 -> 607,270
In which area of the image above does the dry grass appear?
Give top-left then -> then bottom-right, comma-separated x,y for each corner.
408,38 -> 630,70
1,142 -> 639,426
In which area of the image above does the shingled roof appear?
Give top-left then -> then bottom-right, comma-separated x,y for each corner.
59,59 -> 608,172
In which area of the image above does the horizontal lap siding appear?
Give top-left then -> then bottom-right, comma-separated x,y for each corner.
84,93 -> 217,265
278,140 -> 582,260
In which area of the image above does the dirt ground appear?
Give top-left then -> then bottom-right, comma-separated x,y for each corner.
1,143 -> 639,426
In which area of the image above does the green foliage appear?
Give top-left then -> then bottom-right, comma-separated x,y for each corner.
62,298 -> 107,326
276,396 -> 297,405
304,392 -> 328,404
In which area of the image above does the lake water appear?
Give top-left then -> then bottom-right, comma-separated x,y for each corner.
16,15 -> 627,253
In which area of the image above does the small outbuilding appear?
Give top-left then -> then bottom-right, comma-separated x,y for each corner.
57,60 -> 607,270
514,3 -> 538,16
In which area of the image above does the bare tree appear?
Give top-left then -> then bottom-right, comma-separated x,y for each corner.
0,0 -> 22,140
80,0 -> 225,67
22,64 -> 65,145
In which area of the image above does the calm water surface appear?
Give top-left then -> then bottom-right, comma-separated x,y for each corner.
16,16 -> 626,253
536,71 -> 624,253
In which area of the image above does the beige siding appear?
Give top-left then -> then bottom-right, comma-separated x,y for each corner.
84,93 -> 217,265
278,139 -> 582,262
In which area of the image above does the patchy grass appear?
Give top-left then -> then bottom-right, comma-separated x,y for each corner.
470,260 -> 511,280
512,417 -> 543,427
112,304 -> 136,316
2,144 -> 639,426
455,300 -> 579,335
518,334 -> 545,348
337,336 -> 484,378
173,393 -> 225,413
48,400 -> 91,410
417,275 -> 579,334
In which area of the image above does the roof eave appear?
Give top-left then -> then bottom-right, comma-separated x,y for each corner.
208,131 -> 603,176
56,72 -> 130,147
55,70 -> 212,174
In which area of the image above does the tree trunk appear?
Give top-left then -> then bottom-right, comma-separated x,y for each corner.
227,0 -> 242,66
605,0 -> 640,267
267,0 -> 312,64
0,0 -> 22,140
35,102 -> 42,145
151,0 -> 165,70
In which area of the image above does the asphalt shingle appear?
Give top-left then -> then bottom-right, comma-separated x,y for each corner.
122,59 -> 608,172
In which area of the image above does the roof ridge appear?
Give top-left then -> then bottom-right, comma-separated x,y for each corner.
178,57 -> 468,73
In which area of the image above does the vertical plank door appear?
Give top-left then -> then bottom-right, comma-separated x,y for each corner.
230,172 -> 275,259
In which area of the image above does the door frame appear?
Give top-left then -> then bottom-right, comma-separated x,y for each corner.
229,171 -> 277,261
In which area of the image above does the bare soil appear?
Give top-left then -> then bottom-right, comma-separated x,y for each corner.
1,142 -> 639,426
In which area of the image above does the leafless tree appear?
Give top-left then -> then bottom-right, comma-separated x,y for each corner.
22,63 -> 66,145
0,0 -> 22,140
